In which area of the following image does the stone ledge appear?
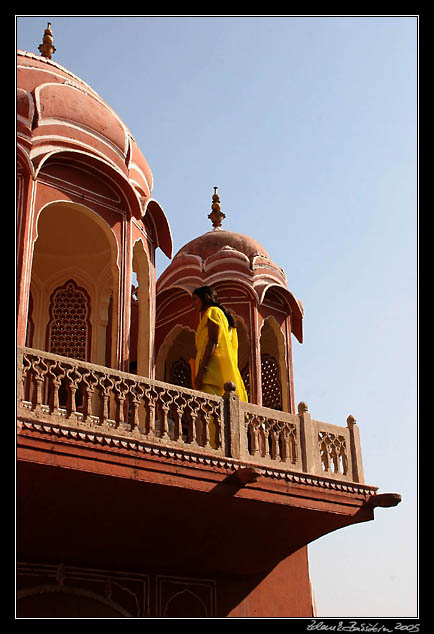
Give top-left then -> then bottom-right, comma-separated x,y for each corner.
17,417 -> 378,498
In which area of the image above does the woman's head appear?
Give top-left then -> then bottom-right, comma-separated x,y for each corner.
192,286 -> 218,310
192,286 -> 235,328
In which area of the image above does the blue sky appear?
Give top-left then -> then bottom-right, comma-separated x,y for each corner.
17,15 -> 418,618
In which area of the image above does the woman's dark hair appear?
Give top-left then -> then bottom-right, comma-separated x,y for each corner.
192,286 -> 236,328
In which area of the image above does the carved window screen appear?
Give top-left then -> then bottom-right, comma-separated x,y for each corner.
241,354 -> 283,410
261,353 -> 282,411
47,279 -> 91,361
170,357 -> 192,389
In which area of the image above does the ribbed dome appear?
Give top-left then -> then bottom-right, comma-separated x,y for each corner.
17,47 -> 173,256
160,187 -> 288,291
17,49 -> 153,197
157,188 -> 303,343
173,229 -> 271,261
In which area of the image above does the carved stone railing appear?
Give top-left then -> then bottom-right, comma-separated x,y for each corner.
16,347 -> 365,484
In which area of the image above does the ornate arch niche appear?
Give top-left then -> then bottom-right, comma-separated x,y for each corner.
46,279 -> 92,361
259,316 -> 289,412
164,589 -> 208,618
29,201 -> 119,366
17,585 -> 133,618
155,324 -> 196,387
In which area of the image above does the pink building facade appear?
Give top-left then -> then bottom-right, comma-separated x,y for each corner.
16,33 -> 401,618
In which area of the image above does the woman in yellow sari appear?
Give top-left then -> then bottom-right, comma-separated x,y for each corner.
191,285 -> 248,405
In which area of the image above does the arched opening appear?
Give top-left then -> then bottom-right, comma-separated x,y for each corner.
29,201 -> 119,368
156,324 -> 196,386
259,316 -> 289,412
235,316 -> 251,401
131,240 -> 151,377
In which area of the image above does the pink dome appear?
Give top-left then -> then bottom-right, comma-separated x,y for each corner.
157,186 -> 303,342
17,50 -> 153,199
173,229 -> 271,261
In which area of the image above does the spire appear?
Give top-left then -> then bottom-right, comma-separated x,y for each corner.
208,186 -> 226,230
38,22 -> 56,59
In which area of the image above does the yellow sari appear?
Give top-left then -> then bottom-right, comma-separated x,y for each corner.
194,306 -> 248,401
192,306 -> 248,447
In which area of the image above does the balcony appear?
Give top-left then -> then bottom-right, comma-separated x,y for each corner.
17,346 -> 387,579
17,346 -> 368,484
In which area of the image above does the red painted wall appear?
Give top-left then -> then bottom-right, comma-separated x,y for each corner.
219,547 -> 314,617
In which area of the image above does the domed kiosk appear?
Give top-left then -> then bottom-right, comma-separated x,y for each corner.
156,188 -> 304,412
17,36 -> 172,376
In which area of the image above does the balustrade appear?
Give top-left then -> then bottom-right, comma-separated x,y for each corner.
17,347 -> 365,483
18,347 -> 224,455
240,402 -> 301,469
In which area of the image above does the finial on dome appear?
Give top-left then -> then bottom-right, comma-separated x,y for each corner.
208,186 -> 226,230
38,22 -> 56,59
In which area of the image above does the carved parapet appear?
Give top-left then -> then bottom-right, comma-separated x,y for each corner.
238,400 -> 301,469
296,404 -> 364,483
17,347 -> 225,456
17,347 -> 371,487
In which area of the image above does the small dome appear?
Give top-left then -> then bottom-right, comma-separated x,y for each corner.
157,187 -> 303,343
173,187 -> 271,262
158,187 -> 289,295
157,188 -> 303,342
174,229 -> 271,262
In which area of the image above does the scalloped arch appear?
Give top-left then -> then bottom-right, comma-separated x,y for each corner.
34,149 -> 142,219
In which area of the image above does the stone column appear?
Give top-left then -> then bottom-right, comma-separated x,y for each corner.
347,415 -> 365,484
223,381 -> 241,459
298,401 -> 319,475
